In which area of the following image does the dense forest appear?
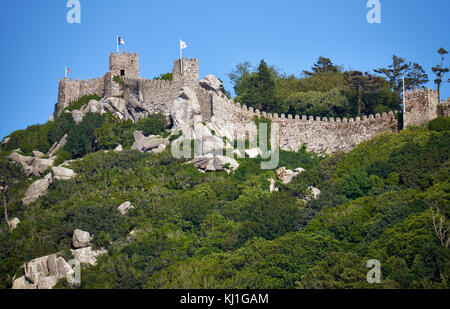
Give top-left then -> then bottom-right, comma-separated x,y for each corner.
0,50 -> 449,289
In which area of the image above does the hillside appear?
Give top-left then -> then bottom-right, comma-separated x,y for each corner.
0,112 -> 449,289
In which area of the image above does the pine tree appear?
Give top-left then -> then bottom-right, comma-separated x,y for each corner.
303,57 -> 339,77
432,48 -> 449,101
374,55 -> 410,93
405,63 -> 429,90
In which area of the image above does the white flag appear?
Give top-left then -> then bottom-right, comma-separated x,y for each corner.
180,40 -> 187,50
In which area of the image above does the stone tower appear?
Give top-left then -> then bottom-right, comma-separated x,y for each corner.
172,58 -> 199,85
403,88 -> 439,128
109,51 -> 140,78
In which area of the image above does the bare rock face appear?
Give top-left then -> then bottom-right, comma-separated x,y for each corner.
114,144 -> 123,153
200,75 -> 223,93
71,247 -> 107,266
22,174 -> 52,206
170,87 -> 202,127
12,276 -> 35,289
32,151 -> 45,159
51,166 -> 77,181
118,201 -> 135,215
2,136 -> 10,145
72,229 -> 91,249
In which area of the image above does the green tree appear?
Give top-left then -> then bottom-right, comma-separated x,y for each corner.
344,71 -> 385,115
303,57 -> 340,77
374,55 -> 411,93
0,157 -> 25,230
405,63 -> 429,90
432,48 -> 449,101
154,73 -> 173,81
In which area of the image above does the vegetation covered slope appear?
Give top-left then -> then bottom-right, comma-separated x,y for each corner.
0,117 -> 449,289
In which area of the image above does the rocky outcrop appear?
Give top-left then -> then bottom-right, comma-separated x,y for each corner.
170,87 -> 202,127
199,75 -> 222,93
22,174 -> 52,206
22,166 -> 77,205
131,131 -> 170,153
12,254 -> 74,289
8,151 -> 57,178
114,144 -> 123,153
118,201 -> 135,215
72,229 -> 91,249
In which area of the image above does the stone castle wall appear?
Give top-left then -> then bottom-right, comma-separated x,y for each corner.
54,53 -> 450,154
56,76 -> 105,115
210,93 -> 398,153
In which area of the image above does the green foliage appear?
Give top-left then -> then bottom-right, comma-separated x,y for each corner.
154,73 -> 173,81
2,123 -> 52,155
428,117 -> 450,132
0,115 -> 448,289
64,94 -> 100,112
48,113 -> 76,145
136,114 -> 168,136
65,113 -> 105,158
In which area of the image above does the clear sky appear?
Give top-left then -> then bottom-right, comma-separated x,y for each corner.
1,0 -> 449,139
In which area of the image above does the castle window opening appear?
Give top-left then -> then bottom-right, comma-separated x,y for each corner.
120,70 -> 125,76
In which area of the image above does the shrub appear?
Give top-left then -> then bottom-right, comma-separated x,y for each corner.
65,113 -> 104,158
64,94 -> 100,112
137,114 -> 168,136
427,117 -> 450,132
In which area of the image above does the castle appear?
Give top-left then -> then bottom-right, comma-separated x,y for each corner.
53,51 -> 450,154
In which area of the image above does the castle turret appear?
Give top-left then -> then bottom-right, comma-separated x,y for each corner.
403,88 -> 439,128
109,51 -> 140,78
172,58 -> 199,85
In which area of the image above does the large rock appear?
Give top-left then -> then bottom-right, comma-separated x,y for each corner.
2,137 -> 10,145
71,247 -> 107,266
22,174 -> 52,205
12,276 -> 35,289
51,166 -> 77,181
118,201 -> 135,215
71,110 -> 85,124
31,158 -> 55,177
8,152 -> 33,168
276,167 -> 305,184
268,178 -> 279,193
200,75 -> 223,93
245,148 -> 261,159
131,131 -> 170,153
170,87 -> 202,127
188,153 -> 239,173
14,254 -> 74,289
72,229 -> 91,249
114,144 -> 123,153
8,217 -> 20,231
308,186 -> 321,200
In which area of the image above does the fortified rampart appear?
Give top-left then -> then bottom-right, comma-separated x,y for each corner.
53,51 -> 448,154
210,94 -> 398,153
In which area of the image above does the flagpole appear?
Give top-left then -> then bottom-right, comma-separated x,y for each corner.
116,36 -> 119,53
180,39 -> 183,75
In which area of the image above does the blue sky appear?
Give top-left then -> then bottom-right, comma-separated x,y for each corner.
1,0 -> 449,139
